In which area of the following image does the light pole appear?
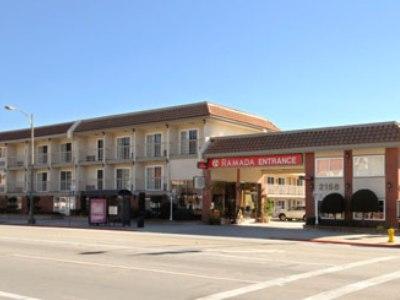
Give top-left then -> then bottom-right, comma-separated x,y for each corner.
4,105 -> 36,224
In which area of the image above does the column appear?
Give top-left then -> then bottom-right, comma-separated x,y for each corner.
385,147 -> 399,228
305,152 -> 315,223
201,169 -> 212,223
344,150 -> 353,223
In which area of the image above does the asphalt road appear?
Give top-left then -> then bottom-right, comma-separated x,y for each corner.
0,225 -> 400,300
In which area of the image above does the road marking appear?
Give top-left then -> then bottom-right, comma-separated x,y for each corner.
196,256 -> 397,300
0,290 -> 41,300
304,270 -> 400,300
12,254 -> 258,284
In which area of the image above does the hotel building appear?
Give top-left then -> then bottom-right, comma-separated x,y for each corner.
0,102 -> 280,216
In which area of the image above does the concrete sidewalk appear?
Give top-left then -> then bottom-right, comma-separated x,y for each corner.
0,214 -> 399,248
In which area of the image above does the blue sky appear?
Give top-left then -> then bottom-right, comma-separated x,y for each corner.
0,0 -> 399,131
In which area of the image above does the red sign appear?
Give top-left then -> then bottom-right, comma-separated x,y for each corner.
90,198 -> 107,224
197,161 -> 208,170
208,154 -> 303,169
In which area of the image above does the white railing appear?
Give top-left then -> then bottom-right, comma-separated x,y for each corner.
84,178 -> 103,190
35,153 -> 49,165
8,181 -> 25,193
53,151 -> 73,164
36,181 -> 49,192
7,156 -> 26,168
79,148 -> 104,163
265,184 -> 305,196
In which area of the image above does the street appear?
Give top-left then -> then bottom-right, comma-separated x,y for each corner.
0,225 -> 400,300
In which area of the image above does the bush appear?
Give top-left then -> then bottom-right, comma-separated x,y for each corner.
209,216 -> 221,225
173,208 -> 199,221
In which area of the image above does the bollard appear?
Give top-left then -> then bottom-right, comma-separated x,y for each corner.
388,228 -> 395,243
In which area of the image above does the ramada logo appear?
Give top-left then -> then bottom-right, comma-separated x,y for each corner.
212,159 -> 220,168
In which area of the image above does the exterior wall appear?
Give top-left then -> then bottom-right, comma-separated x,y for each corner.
305,152 -> 315,222
385,148 -> 399,227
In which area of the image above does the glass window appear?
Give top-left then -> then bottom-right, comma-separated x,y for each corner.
97,169 -> 103,190
353,198 -> 385,221
146,166 -> 163,190
315,158 -> 344,177
180,130 -> 198,155
353,155 -> 385,177
117,137 -> 131,160
0,147 -> 6,158
266,177 -> 275,185
278,178 -> 285,185
97,139 -> 104,161
116,169 -> 130,190
60,171 -> 72,191
146,134 -> 162,157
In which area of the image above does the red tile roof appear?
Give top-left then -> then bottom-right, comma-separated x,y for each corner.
204,122 -> 400,156
0,122 -> 75,142
75,102 -> 279,132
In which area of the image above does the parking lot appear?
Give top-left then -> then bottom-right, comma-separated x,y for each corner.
0,225 -> 400,300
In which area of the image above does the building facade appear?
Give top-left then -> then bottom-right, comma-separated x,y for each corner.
201,122 -> 400,228
0,102 -> 278,216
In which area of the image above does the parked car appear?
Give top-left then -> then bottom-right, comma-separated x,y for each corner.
278,206 -> 306,221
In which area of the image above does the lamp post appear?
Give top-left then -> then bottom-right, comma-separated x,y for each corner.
4,105 -> 35,224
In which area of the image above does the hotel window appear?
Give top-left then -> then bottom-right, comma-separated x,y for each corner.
353,155 -> 385,177
315,158 -> 344,177
145,166 -> 163,191
180,129 -> 198,155
97,139 -> 104,161
36,172 -> 48,192
37,145 -> 48,164
277,178 -> 285,185
97,169 -> 104,190
146,134 -> 162,157
60,171 -> 72,191
116,137 -> 131,160
266,177 -> 275,185
60,143 -> 72,163
116,168 -> 130,190
0,147 -> 6,158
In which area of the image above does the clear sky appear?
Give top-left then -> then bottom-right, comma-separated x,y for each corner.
0,0 -> 399,131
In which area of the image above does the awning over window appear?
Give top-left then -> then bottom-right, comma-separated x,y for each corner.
350,189 -> 379,212
320,193 -> 345,214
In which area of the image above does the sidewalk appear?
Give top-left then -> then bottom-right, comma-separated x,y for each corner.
0,214 -> 399,248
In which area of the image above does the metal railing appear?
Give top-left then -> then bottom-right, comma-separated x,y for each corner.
84,178 -> 104,191
36,180 -> 49,192
35,153 -> 49,165
60,179 -> 72,191
8,181 -> 26,193
79,148 -> 104,163
169,138 -> 204,157
7,155 -> 26,168
52,151 -> 73,164
265,184 -> 305,196
116,178 -> 130,190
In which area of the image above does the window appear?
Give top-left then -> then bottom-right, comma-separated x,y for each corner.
297,178 -> 304,186
36,172 -> 48,192
180,129 -> 198,155
60,143 -> 72,163
266,177 -> 275,185
97,169 -> 103,190
37,145 -> 48,164
60,171 -> 72,191
397,201 -> 400,219
146,134 -> 162,157
353,198 -> 385,221
353,155 -> 385,177
97,139 -> 104,161
116,169 -> 130,190
146,166 -> 163,190
315,158 -> 344,177
171,180 -> 202,213
116,137 -> 131,160
278,178 -> 285,185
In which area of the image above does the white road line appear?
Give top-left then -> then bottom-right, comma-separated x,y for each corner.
303,270 -> 400,300
12,254 -> 258,284
196,256 -> 397,300
0,290 -> 41,300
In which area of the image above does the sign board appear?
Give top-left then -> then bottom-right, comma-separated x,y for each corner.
207,154 -> 303,169
197,161 -> 208,170
89,198 -> 107,224
108,205 -> 118,215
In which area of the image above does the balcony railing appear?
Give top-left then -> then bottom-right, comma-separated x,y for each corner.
7,156 -> 26,168
79,148 -> 104,163
265,184 -> 305,197
136,142 -> 167,160
84,178 -> 103,191
105,146 -> 134,162
0,185 -> 5,193
35,153 -> 49,166
116,178 -> 130,190
8,182 -> 25,193
52,151 -> 73,165
60,180 -> 72,191
36,181 -> 49,192
169,138 -> 204,158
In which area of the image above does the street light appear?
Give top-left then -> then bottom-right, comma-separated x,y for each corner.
4,105 -> 35,224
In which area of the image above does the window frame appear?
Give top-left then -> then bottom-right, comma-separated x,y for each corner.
315,157 -> 344,178
145,165 -> 164,191
353,154 -> 385,178
179,128 -> 199,155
